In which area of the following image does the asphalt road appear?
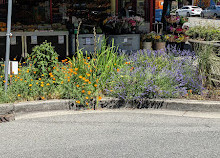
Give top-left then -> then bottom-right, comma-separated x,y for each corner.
0,110 -> 220,158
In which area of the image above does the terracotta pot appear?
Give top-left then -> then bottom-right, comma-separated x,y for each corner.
155,42 -> 166,50
143,42 -> 152,50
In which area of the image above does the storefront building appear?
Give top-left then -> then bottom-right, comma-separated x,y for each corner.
0,0 -> 155,60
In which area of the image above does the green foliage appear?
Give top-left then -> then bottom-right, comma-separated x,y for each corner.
186,26 -> 220,41
26,41 -> 59,77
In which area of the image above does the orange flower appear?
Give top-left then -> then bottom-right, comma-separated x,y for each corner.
31,79 -> 33,81
13,58 -> 16,61
18,73 -> 21,75
41,84 -> 44,87
36,82 -> 38,85
41,97 -> 45,100
117,69 -> 120,72
189,90 -> 192,93
3,80 -> 6,83
88,81 -> 92,84
53,78 -> 56,80
82,90 -> 85,93
125,62 -> 128,64
55,57 -> 58,60
41,74 -> 44,77
86,73 -> 91,77
85,79 -> 89,82
29,84 -> 32,87
88,91 -> 91,95
10,75 -> 13,78
85,97 -> 89,99
39,78 -> 42,80
34,71 -> 36,74
46,83 -> 50,86
94,84 -> 98,87
53,67 -> 56,69
76,100 -> 80,104
79,76 -> 83,79
49,72 -> 52,76
98,96 -> 102,100
68,79 -> 70,82
86,102 -> 89,105
76,85 -> 80,87
61,81 -> 64,84
20,78 -> 23,81
15,79 -> 17,81
75,68 -> 78,71
96,79 -> 99,83
82,77 -> 86,80
87,57 -> 90,60
90,69 -> 92,73
26,70 -> 29,73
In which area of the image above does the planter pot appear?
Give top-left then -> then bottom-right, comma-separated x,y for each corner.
155,42 -> 166,50
142,42 -> 152,50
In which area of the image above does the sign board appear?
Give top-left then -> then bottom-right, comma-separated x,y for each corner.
10,36 -> 16,45
31,36 -> 38,44
58,35 -> 65,44
86,38 -> 91,45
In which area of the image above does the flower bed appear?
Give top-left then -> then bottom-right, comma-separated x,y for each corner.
0,41 -> 205,105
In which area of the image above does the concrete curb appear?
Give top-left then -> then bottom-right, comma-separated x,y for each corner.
14,99 -> 74,115
0,98 -> 220,122
99,98 -> 220,113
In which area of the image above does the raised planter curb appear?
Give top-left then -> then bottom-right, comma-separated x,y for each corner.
14,99 -> 74,115
1,98 -> 220,123
99,98 -> 220,112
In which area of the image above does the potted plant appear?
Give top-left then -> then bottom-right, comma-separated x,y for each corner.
142,32 -> 155,50
154,34 -> 167,50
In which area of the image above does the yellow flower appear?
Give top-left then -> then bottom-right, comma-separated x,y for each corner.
41,74 -> 44,77
0,76 -> 3,78
39,78 -> 42,80
61,81 -> 64,84
29,84 -> 32,87
68,79 -> 70,82
86,73 -> 91,77
19,73 -> 21,75
85,97 -> 89,99
3,80 -> 6,83
17,77 -> 20,79
36,82 -> 38,85
41,84 -> 44,87
26,69 -> 29,73
82,77 -> 86,80
17,94 -> 21,97
46,83 -> 50,86
79,76 -> 83,79
85,79 -> 89,82
49,72 -> 52,76
41,82 -> 44,84
53,81 -> 55,83
88,91 -> 91,95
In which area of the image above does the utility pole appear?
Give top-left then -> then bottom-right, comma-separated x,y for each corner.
4,0 -> 13,92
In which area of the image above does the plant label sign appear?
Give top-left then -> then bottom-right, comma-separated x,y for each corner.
124,38 -> 128,43
10,36 -> 16,45
31,36 -> 38,44
58,35 -> 64,44
4,61 -> 18,75
86,38 -> 91,45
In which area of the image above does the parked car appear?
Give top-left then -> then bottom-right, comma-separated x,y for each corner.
176,6 -> 203,17
155,9 -> 162,22
201,5 -> 220,18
